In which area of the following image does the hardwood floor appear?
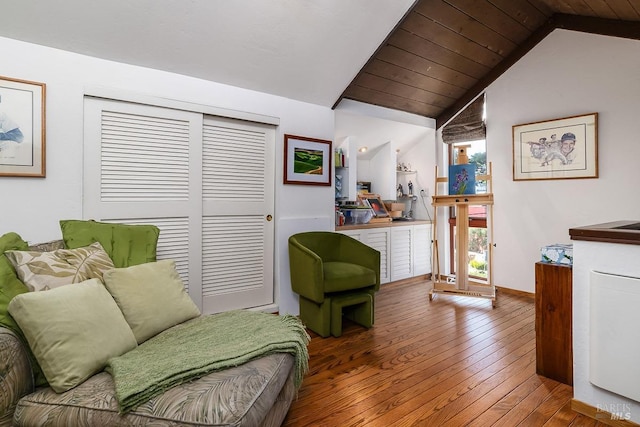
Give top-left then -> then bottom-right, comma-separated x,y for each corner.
283,279 -> 605,427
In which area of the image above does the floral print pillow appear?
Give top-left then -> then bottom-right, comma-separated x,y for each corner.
5,242 -> 115,291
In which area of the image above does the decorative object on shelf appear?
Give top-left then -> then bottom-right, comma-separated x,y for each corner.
384,201 -> 404,219
335,206 -> 345,226
397,162 -> 413,172
0,75 -> 46,178
540,243 -> 573,265
357,194 -> 391,223
335,174 -> 343,198
284,134 -> 332,186
357,181 -> 371,194
407,180 -> 413,196
334,148 -> 345,168
448,145 -> 476,195
512,112 -> 598,181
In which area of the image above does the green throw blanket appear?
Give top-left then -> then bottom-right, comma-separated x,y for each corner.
106,310 -> 310,413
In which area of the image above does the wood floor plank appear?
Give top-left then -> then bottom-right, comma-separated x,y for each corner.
467,373 -> 557,426
283,279 -> 607,427
518,383 -> 575,426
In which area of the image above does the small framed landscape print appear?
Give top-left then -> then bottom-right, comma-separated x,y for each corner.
512,112 -> 598,181
283,134 -> 332,186
0,76 -> 46,177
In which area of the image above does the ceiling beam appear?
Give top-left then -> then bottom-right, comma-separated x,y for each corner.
435,13 -> 640,129
554,13 -> 640,40
434,16 -> 556,129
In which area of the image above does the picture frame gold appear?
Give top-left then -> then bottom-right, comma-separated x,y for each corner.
512,112 -> 598,181
0,75 -> 46,178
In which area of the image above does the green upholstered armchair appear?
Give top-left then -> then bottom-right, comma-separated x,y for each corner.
288,231 -> 380,337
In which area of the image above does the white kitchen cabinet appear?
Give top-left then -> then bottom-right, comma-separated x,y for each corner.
412,223 -> 432,276
339,222 -> 431,284
391,226 -> 413,281
339,228 -> 391,284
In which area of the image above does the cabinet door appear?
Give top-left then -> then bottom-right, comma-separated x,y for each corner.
339,229 -> 365,241
391,226 -> 413,281
338,228 -> 390,284
413,224 -> 431,276
365,228 -> 391,284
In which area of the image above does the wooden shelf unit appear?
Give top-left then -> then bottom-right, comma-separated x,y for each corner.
430,163 -> 496,307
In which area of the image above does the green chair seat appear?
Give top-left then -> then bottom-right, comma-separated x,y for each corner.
323,262 -> 376,293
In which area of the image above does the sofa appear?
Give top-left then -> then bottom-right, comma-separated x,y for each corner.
0,221 -> 308,427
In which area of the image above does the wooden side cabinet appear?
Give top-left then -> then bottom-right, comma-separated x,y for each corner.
535,262 -> 573,385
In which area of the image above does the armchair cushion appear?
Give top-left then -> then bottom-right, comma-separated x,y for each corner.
323,261 -> 376,293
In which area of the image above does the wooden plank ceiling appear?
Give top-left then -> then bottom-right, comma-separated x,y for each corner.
335,0 -> 640,128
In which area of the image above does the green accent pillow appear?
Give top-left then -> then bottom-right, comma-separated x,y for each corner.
59,220 -> 160,268
0,232 -> 48,387
0,232 -> 29,334
103,259 -> 201,344
6,242 -> 115,291
8,278 -> 137,393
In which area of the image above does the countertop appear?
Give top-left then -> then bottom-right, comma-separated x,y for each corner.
336,219 -> 432,231
569,220 -> 640,246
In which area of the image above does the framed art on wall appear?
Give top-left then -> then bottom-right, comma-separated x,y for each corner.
0,76 -> 46,177
283,134 -> 332,186
512,112 -> 598,181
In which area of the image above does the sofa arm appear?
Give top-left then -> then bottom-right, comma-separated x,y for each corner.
0,326 -> 34,426
288,237 -> 325,303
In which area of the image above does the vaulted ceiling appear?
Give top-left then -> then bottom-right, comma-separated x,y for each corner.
338,0 -> 640,128
2,1 -> 640,130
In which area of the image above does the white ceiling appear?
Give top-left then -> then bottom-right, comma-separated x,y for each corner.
1,0 -> 415,107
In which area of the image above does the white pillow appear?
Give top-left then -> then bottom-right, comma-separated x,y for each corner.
102,259 -> 201,343
8,278 -> 137,392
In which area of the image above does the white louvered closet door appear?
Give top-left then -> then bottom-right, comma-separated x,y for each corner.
83,97 -> 275,313
201,116 -> 275,313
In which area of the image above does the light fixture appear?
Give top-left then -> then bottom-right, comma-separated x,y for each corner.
358,146 -> 368,153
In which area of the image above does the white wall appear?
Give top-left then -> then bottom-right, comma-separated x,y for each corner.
334,104 -> 437,219
0,36 -> 335,314
397,138 -> 436,221
485,29 -> 640,293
